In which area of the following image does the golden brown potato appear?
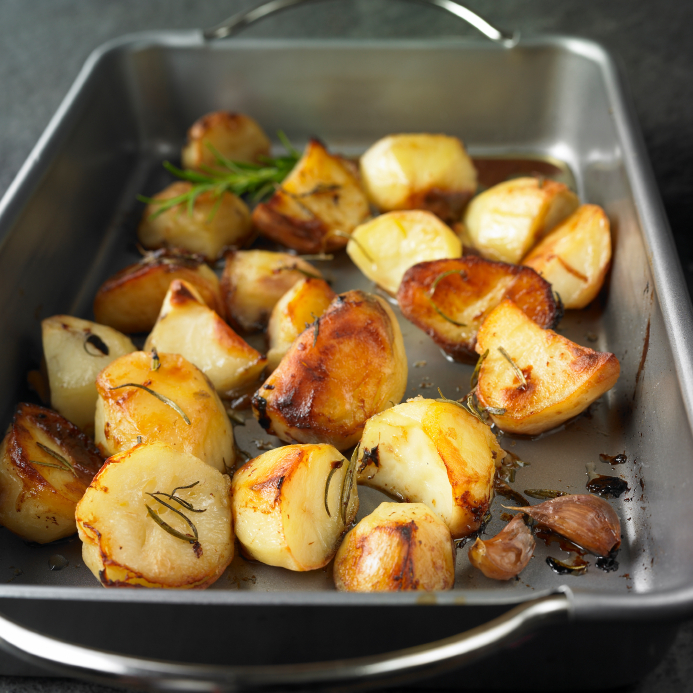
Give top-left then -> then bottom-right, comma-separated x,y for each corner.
93,249 -> 224,334
144,280 -> 266,398
0,403 -> 102,543
359,134 -> 477,222
95,351 -> 235,473
138,182 -> 252,261
523,204 -> 612,309
334,502 -> 455,592
397,256 -> 561,362
266,277 -> 336,371
42,315 -> 136,432
181,111 -> 271,170
356,397 -> 502,538
462,177 -> 579,264
251,139 -> 371,253
221,249 -> 323,333
232,444 -> 358,571
475,299 -> 620,435
76,441 -> 233,588
252,290 -> 407,451
347,210 -> 462,296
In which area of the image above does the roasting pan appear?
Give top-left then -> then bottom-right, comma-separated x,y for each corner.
0,1 -> 692,690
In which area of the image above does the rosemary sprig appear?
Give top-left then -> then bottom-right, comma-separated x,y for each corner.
340,445 -> 359,524
110,383 -> 191,425
324,460 -> 344,518
311,313 -> 320,347
83,333 -> 109,357
333,230 -> 374,263
428,270 -> 467,327
524,489 -> 568,500
151,348 -> 161,371
145,481 -> 206,553
278,265 -> 323,281
498,346 -> 527,388
36,443 -> 76,476
470,349 -> 488,389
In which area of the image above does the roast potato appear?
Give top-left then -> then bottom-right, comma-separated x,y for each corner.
0,403 -> 102,543
76,441 -> 233,588
252,290 -> 407,450
232,444 -> 358,571
474,299 -> 620,435
334,502 -> 455,592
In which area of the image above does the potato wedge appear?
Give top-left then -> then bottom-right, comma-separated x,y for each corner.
138,182 -> 252,261
252,291 -> 407,450
523,204 -> 611,309
251,139 -> 371,253
475,299 -> 620,435
95,351 -> 235,473
93,249 -> 224,334
347,210 -> 462,296
397,256 -> 561,362
266,277 -> 336,371
181,111 -> 271,170
145,280 -> 266,398
359,134 -> 477,222
76,441 -> 233,588
232,444 -> 358,571
463,177 -> 579,264
356,397 -> 502,538
0,403 -> 102,543
334,502 -> 455,592
221,249 -> 323,333
42,315 -> 136,432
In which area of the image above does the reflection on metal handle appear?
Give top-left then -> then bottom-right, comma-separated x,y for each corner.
0,593 -> 568,691
203,0 -> 520,47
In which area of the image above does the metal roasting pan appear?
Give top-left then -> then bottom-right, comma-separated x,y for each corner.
0,0 -> 692,690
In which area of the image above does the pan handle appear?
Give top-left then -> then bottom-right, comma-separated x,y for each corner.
0,592 -> 568,692
203,0 -> 520,46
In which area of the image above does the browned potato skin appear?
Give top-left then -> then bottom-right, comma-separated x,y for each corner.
93,249 -> 224,334
252,291 -> 407,451
0,403 -> 103,543
397,256 -> 561,362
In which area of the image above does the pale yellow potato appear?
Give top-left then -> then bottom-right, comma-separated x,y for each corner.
266,277 -> 335,371
359,134 -> 477,222
522,204 -> 611,309
356,397 -> 502,538
475,299 -> 620,435
347,210 -> 462,296
0,403 -> 102,543
95,351 -> 235,473
76,442 -> 233,588
334,502 -> 455,592
42,315 -> 136,433
144,280 -> 266,398
138,182 -> 252,261
463,177 -> 579,264
221,249 -> 323,333
232,444 -> 358,571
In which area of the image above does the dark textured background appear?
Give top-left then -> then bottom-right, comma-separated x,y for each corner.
0,1 -> 692,691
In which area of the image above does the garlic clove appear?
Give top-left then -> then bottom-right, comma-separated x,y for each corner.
468,514 -> 535,580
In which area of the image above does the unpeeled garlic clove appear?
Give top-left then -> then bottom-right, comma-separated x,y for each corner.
508,494 -> 620,557
468,514 -> 535,580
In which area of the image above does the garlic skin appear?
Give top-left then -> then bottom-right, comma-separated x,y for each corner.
468,514 -> 535,580
510,494 -> 620,557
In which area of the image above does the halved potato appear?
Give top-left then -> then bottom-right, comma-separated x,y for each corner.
138,182 -> 252,261
347,210 -> 462,296
523,204 -> 611,309
232,444 -> 358,571
42,315 -> 136,432
76,441 -> 233,588
266,277 -> 336,371
221,249 -> 323,333
252,139 -> 371,253
0,403 -> 102,543
94,249 -> 224,334
462,177 -> 579,264
356,397 -> 502,538
144,280 -> 266,398
95,351 -> 235,473
397,256 -> 561,362
334,502 -> 455,592
359,134 -> 477,222
475,299 -> 620,435
181,111 -> 271,170
252,291 -> 407,451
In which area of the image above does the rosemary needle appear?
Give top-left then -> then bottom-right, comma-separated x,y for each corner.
109,383 -> 191,425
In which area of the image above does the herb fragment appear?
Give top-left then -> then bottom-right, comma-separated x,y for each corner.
151,348 -> 161,371
341,446 -> 359,524
334,231 -> 374,263
83,333 -> 109,357
36,443 -> 76,476
311,313 -> 320,347
324,460 -> 344,518
471,349 -> 488,389
110,383 -> 191,425
498,346 -> 527,388
524,489 -> 567,500
427,270 -> 468,327
278,265 -> 323,281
